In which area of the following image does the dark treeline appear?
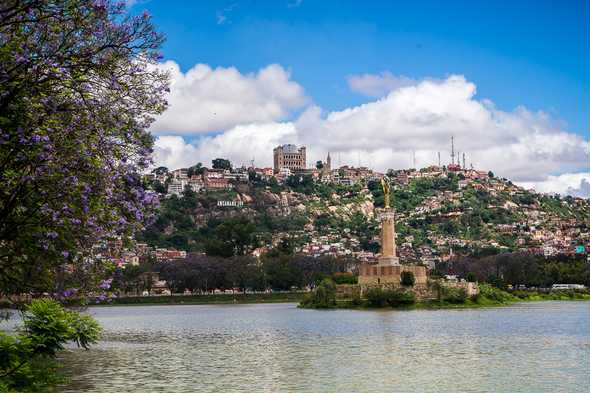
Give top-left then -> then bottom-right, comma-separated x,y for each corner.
154,253 -> 357,293
436,252 -> 590,288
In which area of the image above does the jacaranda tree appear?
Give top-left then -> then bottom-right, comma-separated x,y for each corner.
0,0 -> 169,296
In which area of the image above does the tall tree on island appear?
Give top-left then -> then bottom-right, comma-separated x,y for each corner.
0,0 -> 169,296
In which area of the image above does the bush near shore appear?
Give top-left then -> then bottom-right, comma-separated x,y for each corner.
300,282 -> 590,310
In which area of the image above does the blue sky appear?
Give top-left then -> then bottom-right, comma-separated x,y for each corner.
136,0 -> 590,134
138,0 -> 590,196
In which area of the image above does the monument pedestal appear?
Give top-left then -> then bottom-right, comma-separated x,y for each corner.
377,256 -> 400,266
378,209 -> 399,266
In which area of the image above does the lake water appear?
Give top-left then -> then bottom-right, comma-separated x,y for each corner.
57,302 -> 590,393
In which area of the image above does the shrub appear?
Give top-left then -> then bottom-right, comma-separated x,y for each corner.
400,271 -> 416,287
386,290 -> 416,306
332,272 -> 358,285
442,287 -> 468,304
478,283 -> 515,303
0,299 -> 101,392
365,287 -> 388,307
365,287 -> 416,307
351,292 -> 363,306
300,279 -> 337,309
466,272 -> 477,283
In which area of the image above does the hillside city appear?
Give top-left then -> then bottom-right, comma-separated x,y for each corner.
94,142 -> 590,294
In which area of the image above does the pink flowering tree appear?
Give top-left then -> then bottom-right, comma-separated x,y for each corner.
0,0 -> 169,296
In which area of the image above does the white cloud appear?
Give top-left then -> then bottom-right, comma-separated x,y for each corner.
192,122 -> 298,168
150,61 -> 307,134
347,72 -> 438,98
153,123 -> 298,170
153,136 -> 199,170
568,178 -> 590,198
295,75 -> 590,185
152,69 -> 590,197
520,173 -> 590,197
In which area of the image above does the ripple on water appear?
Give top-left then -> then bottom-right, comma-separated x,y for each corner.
57,302 -> 590,393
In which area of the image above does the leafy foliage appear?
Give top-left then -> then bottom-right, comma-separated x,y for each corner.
0,0 -> 167,295
365,287 -> 416,307
400,271 -> 416,287
437,252 -> 590,288
0,299 -> 101,392
155,253 -> 353,293
300,279 -> 337,309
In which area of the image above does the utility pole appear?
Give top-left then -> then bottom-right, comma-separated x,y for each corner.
451,136 -> 455,165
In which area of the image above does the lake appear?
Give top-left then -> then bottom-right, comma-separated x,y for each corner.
57,302 -> 590,393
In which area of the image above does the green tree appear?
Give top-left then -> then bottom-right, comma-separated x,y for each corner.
187,163 -> 204,177
0,0 -> 167,296
400,271 -> 416,287
152,167 -> 169,176
205,217 -> 258,257
212,158 -> 232,170
300,278 -> 336,308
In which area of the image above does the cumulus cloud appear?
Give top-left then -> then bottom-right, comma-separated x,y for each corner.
294,75 -> 590,184
153,136 -> 199,170
153,123 -> 298,170
568,179 -> 590,198
192,122 -> 298,168
150,61 -> 307,134
347,71 -> 439,98
152,69 -> 590,197
520,173 -> 590,197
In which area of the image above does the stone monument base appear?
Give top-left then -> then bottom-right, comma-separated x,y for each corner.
376,256 -> 400,266
358,264 -> 428,287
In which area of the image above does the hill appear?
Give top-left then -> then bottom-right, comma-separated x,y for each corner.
139,166 -> 590,265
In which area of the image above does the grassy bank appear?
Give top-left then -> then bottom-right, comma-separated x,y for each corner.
301,280 -> 590,311
89,292 -> 306,306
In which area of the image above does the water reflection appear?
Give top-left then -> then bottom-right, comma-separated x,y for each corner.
58,302 -> 590,393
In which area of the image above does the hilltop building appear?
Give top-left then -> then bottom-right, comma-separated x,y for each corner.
273,144 -> 306,173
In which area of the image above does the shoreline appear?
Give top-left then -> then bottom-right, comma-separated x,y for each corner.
85,292 -> 306,307
302,290 -> 590,311
88,294 -> 590,309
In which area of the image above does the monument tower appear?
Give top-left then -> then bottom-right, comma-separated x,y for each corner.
378,177 -> 399,266
358,176 -> 427,287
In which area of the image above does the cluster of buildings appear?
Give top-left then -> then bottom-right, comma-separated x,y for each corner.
146,167 -> 250,197
93,239 -> 187,269
389,166 -> 590,261
140,142 -> 590,270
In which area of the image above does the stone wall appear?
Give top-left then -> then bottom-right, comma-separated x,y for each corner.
442,281 -> 479,297
337,279 -> 479,302
358,264 -> 428,286
336,284 -> 361,299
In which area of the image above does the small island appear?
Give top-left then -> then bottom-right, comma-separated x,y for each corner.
301,178 -> 590,309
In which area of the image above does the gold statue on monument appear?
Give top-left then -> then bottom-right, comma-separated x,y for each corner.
381,177 -> 391,209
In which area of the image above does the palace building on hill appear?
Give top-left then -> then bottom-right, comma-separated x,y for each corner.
273,144 -> 306,173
